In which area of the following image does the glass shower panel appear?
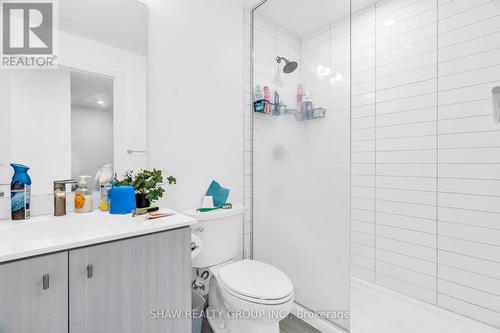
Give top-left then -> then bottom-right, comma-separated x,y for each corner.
251,0 -> 351,330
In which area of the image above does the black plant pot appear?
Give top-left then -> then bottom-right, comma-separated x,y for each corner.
135,194 -> 150,209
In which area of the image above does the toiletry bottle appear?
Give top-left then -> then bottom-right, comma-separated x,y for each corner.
99,164 -> 113,212
273,91 -> 280,115
297,84 -> 304,113
10,163 -> 31,220
264,86 -> 271,114
255,85 -> 263,101
75,175 -> 93,213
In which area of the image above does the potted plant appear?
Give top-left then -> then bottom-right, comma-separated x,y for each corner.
116,169 -> 176,208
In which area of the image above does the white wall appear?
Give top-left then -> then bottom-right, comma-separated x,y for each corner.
0,74 -> 12,188
10,71 -> 72,195
350,0 -> 500,328
71,106 -> 114,181
147,0 -> 244,216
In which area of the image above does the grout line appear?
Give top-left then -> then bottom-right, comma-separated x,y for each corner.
438,248 -> 500,265
437,291 -> 500,315
438,262 -> 500,281
376,270 -> 438,293
438,277 -> 500,298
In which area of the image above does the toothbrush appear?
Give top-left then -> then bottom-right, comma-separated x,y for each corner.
196,203 -> 233,213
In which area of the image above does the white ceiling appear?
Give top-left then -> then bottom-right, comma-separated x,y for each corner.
71,71 -> 114,111
59,0 -> 147,55
257,0 -> 378,39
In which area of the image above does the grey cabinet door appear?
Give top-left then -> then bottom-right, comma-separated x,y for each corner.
0,252 -> 68,333
69,228 -> 191,333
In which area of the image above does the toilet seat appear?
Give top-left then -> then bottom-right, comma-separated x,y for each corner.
217,260 -> 294,305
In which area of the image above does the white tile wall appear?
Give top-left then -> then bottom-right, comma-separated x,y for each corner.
243,8 -> 252,259
351,0 -> 500,328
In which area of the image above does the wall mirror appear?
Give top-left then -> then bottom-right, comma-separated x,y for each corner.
0,0 -> 148,212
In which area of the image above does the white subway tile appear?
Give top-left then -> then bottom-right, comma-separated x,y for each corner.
377,135 -> 436,151
438,279 -> 500,313
377,247 -> 437,275
438,206 -> 500,230
438,250 -> 500,280
377,211 -> 436,233
378,273 -> 437,304
377,261 -> 437,290
438,293 -> 500,327
438,192 -> 500,213
438,235 -> 500,263
377,200 -> 437,220
377,235 -> 437,261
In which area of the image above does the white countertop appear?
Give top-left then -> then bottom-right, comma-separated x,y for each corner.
0,208 -> 196,263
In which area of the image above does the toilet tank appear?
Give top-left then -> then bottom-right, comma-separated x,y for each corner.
183,205 -> 244,268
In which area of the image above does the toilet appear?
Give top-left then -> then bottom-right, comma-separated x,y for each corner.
183,205 -> 294,333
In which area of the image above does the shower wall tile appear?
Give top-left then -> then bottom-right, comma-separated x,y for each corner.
243,8 -> 252,259
351,6 -> 376,284
351,0 -> 500,326
436,0 -> 500,326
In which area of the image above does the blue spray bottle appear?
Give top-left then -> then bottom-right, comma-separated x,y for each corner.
10,163 -> 31,220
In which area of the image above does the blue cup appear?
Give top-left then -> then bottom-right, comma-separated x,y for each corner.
110,185 -> 136,215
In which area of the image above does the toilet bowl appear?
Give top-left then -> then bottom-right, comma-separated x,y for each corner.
208,260 -> 294,333
183,206 -> 294,333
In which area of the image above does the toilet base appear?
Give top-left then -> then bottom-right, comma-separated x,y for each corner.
207,312 -> 229,333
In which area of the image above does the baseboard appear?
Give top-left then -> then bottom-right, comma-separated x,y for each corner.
290,302 -> 348,333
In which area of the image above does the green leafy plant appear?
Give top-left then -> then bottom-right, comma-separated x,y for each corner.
116,169 -> 176,202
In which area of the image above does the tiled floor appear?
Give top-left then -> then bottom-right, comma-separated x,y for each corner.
202,314 -> 321,333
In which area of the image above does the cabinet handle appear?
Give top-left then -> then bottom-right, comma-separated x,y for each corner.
42,274 -> 50,290
87,264 -> 94,279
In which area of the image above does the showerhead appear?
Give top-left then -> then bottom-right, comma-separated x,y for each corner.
276,56 -> 298,74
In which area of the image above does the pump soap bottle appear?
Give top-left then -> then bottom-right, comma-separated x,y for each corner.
75,175 -> 93,213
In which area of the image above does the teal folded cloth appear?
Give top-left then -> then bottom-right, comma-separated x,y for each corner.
206,180 -> 230,207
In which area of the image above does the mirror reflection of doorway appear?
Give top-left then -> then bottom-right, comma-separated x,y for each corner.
70,71 -> 114,187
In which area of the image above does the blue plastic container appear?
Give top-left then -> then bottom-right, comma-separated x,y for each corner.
109,185 -> 136,215
10,163 -> 31,220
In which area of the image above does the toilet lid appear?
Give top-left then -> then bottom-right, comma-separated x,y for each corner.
218,260 -> 293,301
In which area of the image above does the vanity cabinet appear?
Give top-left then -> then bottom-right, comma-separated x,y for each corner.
69,228 -> 191,333
0,227 -> 191,333
0,252 -> 68,333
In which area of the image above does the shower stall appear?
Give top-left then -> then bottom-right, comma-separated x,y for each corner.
247,0 -> 500,332
247,0 -> 352,331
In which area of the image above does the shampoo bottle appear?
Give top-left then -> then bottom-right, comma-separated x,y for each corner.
10,163 -> 31,220
99,164 -> 113,212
